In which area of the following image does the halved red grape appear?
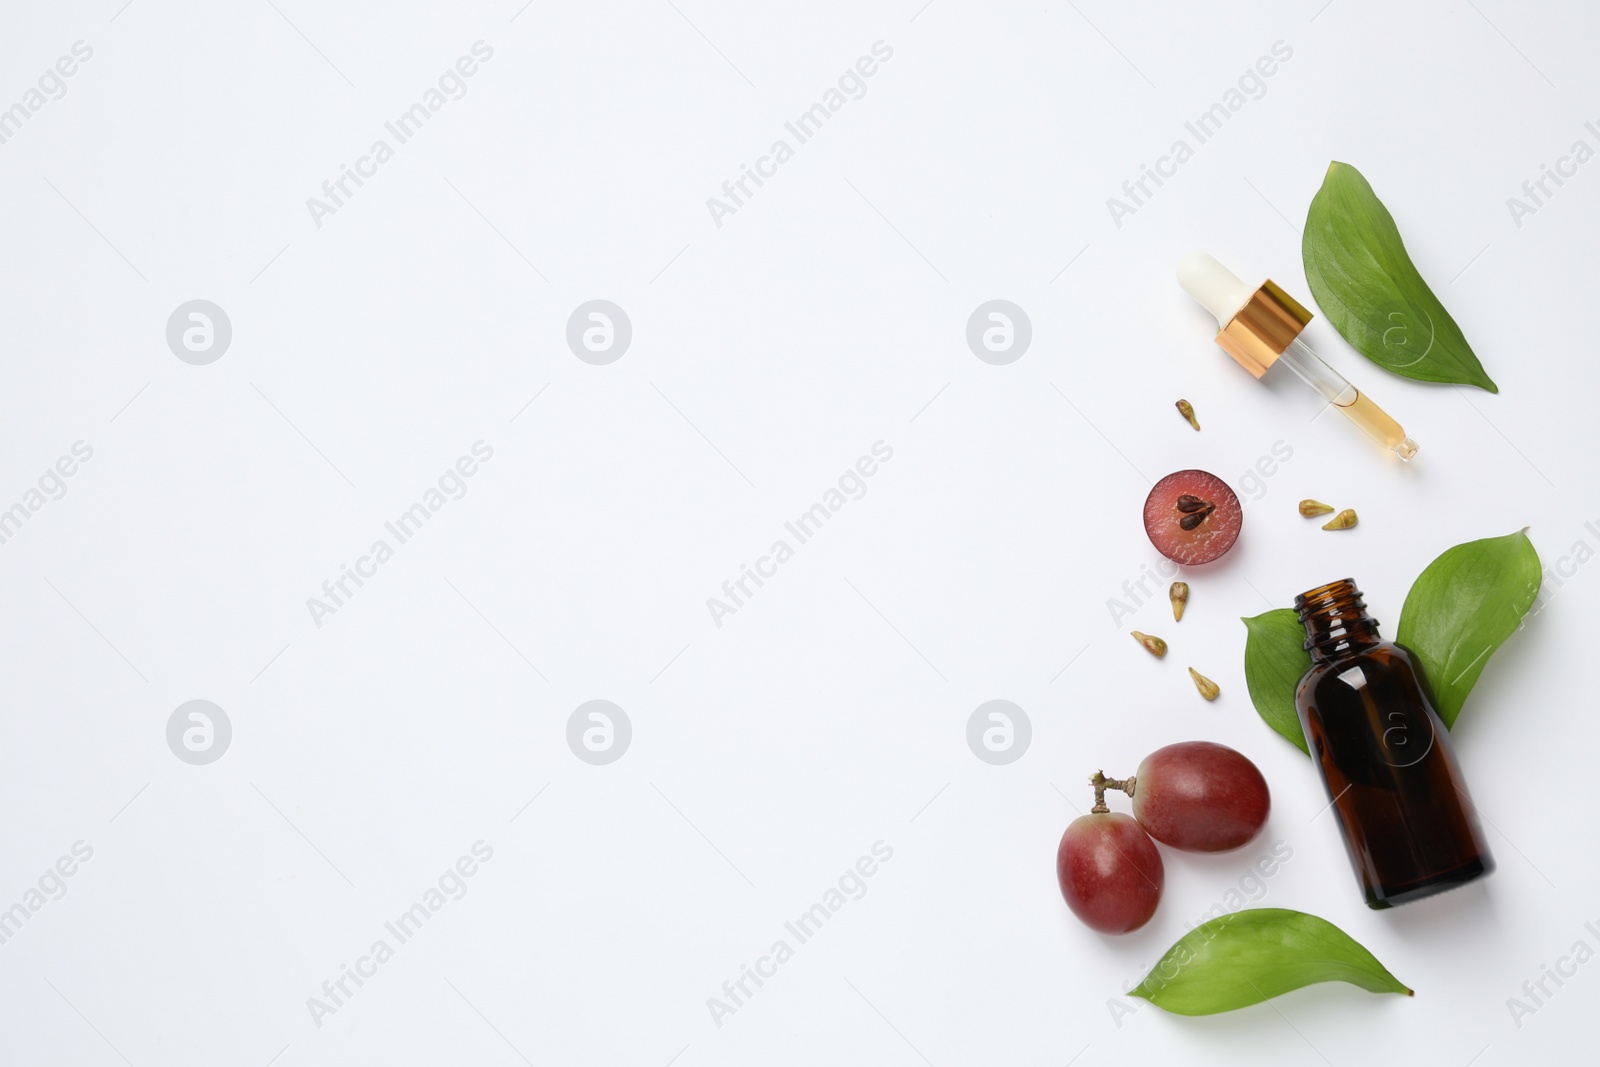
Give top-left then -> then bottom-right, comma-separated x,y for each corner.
1131,741 -> 1269,852
1143,469 -> 1242,565
1056,812 -> 1164,934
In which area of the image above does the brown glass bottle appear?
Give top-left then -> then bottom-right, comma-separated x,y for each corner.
1294,579 -> 1494,908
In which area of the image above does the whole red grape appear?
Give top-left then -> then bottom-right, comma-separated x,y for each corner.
1131,741 -> 1270,852
1056,812 -> 1164,934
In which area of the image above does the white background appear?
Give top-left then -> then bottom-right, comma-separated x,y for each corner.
1,1 -> 1596,1064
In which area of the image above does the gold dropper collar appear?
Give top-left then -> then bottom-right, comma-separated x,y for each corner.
1215,281 -> 1313,378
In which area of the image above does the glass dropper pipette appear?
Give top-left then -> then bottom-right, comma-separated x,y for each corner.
1178,252 -> 1418,461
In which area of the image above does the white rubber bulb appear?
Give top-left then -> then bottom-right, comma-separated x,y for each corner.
1177,252 -> 1253,327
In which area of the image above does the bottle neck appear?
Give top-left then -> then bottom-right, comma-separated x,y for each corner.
1295,579 -> 1383,664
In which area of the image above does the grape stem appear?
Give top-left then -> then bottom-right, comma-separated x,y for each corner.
1088,770 -> 1137,813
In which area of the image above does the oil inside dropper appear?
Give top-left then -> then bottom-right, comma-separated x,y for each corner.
1334,390 -> 1419,460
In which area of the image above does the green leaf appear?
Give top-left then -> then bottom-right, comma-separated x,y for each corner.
1130,908 -> 1412,1016
1397,530 -> 1542,728
1303,161 -> 1497,392
1242,609 -> 1312,754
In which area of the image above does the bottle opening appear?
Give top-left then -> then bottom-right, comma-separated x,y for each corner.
1294,578 -> 1361,614
1295,579 -> 1380,662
